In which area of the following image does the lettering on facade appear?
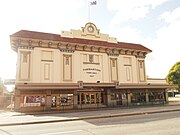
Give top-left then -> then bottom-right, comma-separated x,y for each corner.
83,68 -> 101,77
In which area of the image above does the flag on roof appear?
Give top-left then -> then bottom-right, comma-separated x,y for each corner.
90,1 -> 97,5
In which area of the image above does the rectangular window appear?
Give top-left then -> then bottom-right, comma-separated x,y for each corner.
112,59 -> 115,67
131,92 -> 146,103
89,55 -> 94,63
82,54 -> 100,65
23,54 -> 28,63
22,95 -> 46,107
149,92 -> 165,102
110,58 -> 118,81
63,54 -> 72,81
60,94 -> 73,106
126,67 -> 130,81
138,60 -> 145,81
44,63 -> 50,80
65,56 -> 69,65
94,55 -> 99,63
111,93 -> 121,100
19,51 -> 31,81
140,61 -> 143,68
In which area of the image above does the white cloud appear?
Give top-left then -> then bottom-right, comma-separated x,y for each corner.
160,7 -> 180,24
107,0 -> 169,27
109,6 -> 180,78
146,7 -> 180,78
107,0 -> 179,78
113,27 -> 142,43
109,6 -> 149,27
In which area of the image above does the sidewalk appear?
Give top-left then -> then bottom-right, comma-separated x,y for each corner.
0,104 -> 180,127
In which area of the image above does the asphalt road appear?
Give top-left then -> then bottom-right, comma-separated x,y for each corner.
0,111 -> 180,135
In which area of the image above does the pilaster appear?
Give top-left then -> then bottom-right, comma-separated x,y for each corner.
14,89 -> 21,111
46,90 -> 51,111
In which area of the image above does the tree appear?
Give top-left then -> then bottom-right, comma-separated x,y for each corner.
166,62 -> 180,90
0,78 -> 4,93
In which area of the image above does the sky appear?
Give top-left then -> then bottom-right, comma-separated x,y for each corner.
0,0 -> 180,81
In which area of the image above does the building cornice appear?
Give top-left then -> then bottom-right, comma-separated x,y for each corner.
15,82 -> 177,90
10,37 -> 149,57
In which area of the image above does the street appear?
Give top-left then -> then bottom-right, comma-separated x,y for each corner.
0,111 -> 180,135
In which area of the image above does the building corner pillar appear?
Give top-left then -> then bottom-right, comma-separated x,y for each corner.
14,89 -> 21,112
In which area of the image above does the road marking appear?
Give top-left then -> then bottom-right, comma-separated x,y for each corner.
40,130 -> 83,135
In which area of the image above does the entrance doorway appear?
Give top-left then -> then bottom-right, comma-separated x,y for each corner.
77,92 -> 104,105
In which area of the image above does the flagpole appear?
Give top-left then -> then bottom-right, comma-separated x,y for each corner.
88,1 -> 90,22
88,1 -> 96,22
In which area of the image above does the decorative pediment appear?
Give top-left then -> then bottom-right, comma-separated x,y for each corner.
61,22 -> 117,43
81,22 -> 100,37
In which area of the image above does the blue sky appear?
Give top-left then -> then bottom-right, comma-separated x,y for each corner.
0,0 -> 180,81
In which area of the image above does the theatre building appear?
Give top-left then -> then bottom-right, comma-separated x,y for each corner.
10,22 -> 175,112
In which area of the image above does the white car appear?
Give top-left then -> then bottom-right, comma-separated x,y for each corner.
175,94 -> 180,97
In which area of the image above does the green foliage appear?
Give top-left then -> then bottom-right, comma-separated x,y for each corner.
166,62 -> 180,89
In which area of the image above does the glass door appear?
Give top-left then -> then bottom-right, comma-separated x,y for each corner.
77,92 -> 104,105
86,94 -> 90,104
51,96 -> 57,108
91,94 -> 95,104
116,93 -> 122,105
51,94 -> 60,109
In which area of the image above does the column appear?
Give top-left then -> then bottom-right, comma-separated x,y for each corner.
122,92 -> 128,106
73,90 -> 78,109
103,92 -> 106,104
94,93 -> 96,104
107,89 -> 112,107
145,89 -> 149,103
127,90 -> 131,105
164,89 -> 169,103
79,92 -> 81,104
14,89 -> 21,111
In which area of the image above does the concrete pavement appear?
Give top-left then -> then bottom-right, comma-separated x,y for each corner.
0,104 -> 180,127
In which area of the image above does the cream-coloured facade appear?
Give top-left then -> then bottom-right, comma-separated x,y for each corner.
10,22 -> 175,112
